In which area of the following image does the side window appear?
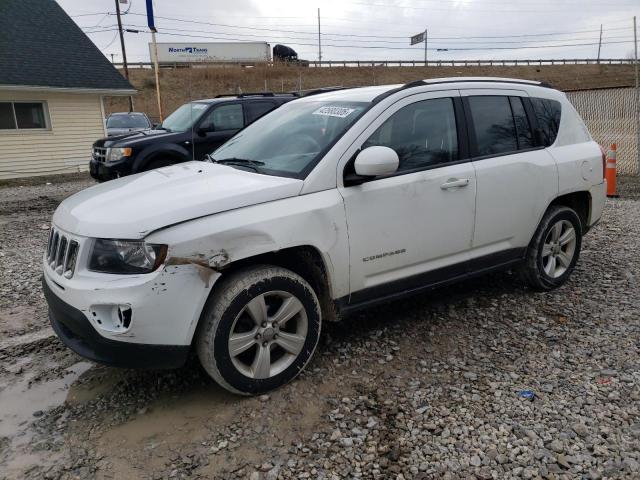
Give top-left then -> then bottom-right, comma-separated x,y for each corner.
468,96 -> 517,156
245,101 -> 276,123
0,102 -> 16,129
363,97 -> 458,172
200,104 -> 244,131
0,101 -> 48,130
530,97 -> 562,146
509,96 -> 534,150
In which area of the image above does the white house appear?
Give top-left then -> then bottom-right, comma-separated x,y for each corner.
0,0 -> 135,180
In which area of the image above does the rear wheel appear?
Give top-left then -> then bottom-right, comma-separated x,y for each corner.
196,265 -> 321,395
520,205 -> 582,291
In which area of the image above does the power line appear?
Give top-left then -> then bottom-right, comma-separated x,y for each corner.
119,22 -> 632,47
70,12 -> 109,18
98,31 -> 120,50
146,30 -> 634,52
339,0 -> 640,14
124,13 -> 635,41
73,10 -> 637,41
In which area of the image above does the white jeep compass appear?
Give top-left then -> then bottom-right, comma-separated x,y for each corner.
43,78 -> 606,395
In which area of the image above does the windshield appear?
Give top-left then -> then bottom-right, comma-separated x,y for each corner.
212,100 -> 368,177
160,102 -> 209,132
106,115 -> 150,129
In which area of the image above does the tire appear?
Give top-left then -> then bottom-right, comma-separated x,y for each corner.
143,157 -> 176,172
196,265 -> 321,395
520,205 -> 583,291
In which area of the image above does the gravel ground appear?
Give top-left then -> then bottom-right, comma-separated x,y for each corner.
0,174 -> 639,480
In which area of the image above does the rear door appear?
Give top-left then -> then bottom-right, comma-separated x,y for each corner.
193,103 -> 245,159
461,89 -> 558,254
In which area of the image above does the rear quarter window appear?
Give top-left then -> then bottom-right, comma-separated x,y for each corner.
530,97 -> 562,147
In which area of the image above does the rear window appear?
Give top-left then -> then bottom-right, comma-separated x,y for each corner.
468,96 -> 518,156
245,101 -> 277,123
509,97 -> 535,150
530,97 -> 562,146
107,115 -> 150,129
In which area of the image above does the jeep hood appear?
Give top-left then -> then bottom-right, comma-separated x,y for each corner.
94,129 -> 176,148
53,162 -> 304,239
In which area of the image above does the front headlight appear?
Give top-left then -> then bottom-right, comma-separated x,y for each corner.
107,147 -> 132,162
88,239 -> 167,274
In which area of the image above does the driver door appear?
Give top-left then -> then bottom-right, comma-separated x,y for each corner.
193,103 -> 244,159
338,91 -> 477,304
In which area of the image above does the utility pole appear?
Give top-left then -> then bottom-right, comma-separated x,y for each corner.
115,0 -> 134,112
597,24 -> 602,63
145,0 -> 163,122
634,16 -> 639,173
424,28 -> 428,65
151,30 -> 163,121
317,8 -> 322,64
110,53 -> 115,63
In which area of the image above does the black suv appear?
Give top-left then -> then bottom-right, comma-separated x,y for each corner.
90,93 -> 295,181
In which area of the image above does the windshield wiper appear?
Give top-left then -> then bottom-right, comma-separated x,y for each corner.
214,158 -> 265,171
155,126 -> 171,132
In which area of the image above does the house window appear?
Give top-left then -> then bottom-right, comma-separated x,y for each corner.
0,101 -> 49,130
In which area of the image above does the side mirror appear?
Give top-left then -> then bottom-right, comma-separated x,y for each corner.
197,125 -> 214,137
354,146 -> 399,177
152,123 -> 159,129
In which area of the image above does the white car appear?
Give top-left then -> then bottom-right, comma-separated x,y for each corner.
43,78 -> 606,395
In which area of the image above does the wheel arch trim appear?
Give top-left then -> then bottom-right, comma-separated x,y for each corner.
132,144 -> 191,172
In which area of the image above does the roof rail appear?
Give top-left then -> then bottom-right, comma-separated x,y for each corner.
293,86 -> 349,97
215,92 -> 298,98
372,81 -> 425,103
421,77 -> 553,88
372,77 -> 553,104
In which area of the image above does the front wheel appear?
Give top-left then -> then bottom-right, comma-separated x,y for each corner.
196,265 -> 321,395
520,205 -> 582,291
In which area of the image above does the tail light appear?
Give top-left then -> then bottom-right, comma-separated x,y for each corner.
599,144 -> 606,180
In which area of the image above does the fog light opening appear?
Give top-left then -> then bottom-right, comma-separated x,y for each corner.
117,306 -> 132,329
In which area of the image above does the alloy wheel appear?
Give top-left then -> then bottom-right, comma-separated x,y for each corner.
542,219 -> 577,278
228,291 -> 308,379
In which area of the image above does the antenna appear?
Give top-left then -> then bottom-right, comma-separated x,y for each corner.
597,24 -> 602,63
317,8 -> 322,63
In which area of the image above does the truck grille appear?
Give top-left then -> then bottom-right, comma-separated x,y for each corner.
46,228 -> 79,278
93,147 -> 107,163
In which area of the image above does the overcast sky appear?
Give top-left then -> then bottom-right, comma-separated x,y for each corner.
57,0 -> 640,63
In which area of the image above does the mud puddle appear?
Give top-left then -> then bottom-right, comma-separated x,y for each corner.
0,361 -> 93,439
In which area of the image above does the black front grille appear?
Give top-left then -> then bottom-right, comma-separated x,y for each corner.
46,228 -> 79,278
93,147 -> 107,163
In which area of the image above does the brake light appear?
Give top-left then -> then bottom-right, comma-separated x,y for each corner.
599,145 -> 606,180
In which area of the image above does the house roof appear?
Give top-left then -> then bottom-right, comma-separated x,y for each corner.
0,0 -> 135,93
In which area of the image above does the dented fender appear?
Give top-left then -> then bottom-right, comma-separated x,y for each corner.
147,189 -> 350,300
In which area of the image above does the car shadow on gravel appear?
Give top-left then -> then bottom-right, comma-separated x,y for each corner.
322,269 -> 525,345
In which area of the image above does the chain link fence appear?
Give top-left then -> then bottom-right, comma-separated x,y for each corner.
567,87 -> 640,175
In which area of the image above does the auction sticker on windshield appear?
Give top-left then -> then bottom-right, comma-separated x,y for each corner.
313,106 -> 356,118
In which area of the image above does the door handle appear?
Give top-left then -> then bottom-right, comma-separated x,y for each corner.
440,178 -> 470,190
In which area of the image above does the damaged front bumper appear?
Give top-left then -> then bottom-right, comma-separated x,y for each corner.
42,234 -> 219,368
43,277 -> 189,369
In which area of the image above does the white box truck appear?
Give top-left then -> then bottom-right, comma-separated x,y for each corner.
150,42 -> 271,64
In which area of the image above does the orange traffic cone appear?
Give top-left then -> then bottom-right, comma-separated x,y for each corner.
606,143 -> 619,198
